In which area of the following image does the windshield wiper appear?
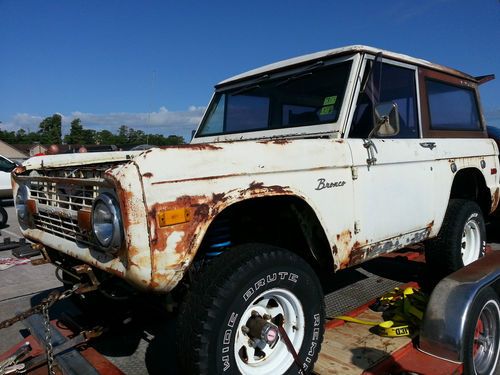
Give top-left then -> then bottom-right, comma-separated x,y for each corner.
231,84 -> 261,96
274,72 -> 313,87
231,74 -> 269,96
274,60 -> 324,87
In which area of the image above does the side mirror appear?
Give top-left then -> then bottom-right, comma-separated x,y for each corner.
372,102 -> 400,137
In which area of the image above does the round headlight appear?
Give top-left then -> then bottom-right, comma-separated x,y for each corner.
16,185 -> 29,222
91,193 -> 123,252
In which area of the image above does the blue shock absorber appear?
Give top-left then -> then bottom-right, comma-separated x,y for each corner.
205,217 -> 232,257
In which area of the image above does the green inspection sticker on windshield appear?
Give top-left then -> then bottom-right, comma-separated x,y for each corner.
323,96 -> 337,106
320,106 -> 334,115
320,96 -> 337,115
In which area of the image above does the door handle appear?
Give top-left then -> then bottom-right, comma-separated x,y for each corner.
420,142 -> 436,150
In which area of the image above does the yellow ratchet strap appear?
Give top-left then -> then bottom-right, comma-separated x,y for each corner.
334,287 -> 428,338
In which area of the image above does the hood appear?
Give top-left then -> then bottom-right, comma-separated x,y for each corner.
22,151 -> 143,170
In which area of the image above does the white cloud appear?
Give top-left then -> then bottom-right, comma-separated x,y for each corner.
1,106 -> 206,141
1,113 -> 44,132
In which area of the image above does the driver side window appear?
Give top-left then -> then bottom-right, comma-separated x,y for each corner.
349,61 -> 419,139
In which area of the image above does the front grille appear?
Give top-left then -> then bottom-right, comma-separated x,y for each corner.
36,210 -> 92,245
18,164 -> 116,245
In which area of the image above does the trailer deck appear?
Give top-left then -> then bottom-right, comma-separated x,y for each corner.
1,202 -> 499,374
0,245 -> 469,374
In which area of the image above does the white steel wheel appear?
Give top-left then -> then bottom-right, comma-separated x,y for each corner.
461,219 -> 481,266
176,244 -> 325,375
234,288 -> 305,374
425,199 -> 486,282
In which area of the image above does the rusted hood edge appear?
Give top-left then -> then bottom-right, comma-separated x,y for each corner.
21,151 -> 143,170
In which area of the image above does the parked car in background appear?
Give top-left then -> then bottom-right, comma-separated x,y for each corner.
0,154 -> 16,226
0,155 -> 16,199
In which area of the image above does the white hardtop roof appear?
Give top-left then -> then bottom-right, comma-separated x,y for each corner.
217,45 -> 475,87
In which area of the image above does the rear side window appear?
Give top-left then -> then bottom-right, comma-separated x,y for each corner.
426,80 -> 480,131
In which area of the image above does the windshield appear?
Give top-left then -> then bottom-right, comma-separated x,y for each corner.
197,60 -> 352,137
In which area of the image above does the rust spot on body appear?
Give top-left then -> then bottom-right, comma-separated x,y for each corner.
247,181 -> 291,195
143,172 -> 153,178
336,229 -> 352,252
258,139 -> 291,145
352,240 -> 367,250
426,220 -> 434,232
348,247 -> 365,267
159,144 -> 223,151
338,240 -> 369,269
212,192 -> 226,205
148,195 -> 213,257
491,187 -> 500,214
249,181 -> 265,190
331,245 -> 338,255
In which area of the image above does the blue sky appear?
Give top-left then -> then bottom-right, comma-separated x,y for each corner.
1,0 -> 499,141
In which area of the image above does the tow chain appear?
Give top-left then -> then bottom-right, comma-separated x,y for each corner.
41,303 -> 55,375
0,283 -> 82,374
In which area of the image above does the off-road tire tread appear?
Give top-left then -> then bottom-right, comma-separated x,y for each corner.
176,243 -> 325,375
425,199 -> 485,279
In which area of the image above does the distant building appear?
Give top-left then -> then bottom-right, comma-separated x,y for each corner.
11,143 -> 47,157
30,144 -> 48,156
0,140 -> 29,161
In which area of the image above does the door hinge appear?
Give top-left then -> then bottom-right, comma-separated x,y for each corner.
354,221 -> 361,234
351,166 -> 358,180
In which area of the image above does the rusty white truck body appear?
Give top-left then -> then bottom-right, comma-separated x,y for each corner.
12,45 -> 500,293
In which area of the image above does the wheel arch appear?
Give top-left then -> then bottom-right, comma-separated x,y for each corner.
194,194 -> 334,272
449,167 -> 491,215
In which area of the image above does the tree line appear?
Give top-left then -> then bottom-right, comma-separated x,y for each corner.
0,114 -> 185,146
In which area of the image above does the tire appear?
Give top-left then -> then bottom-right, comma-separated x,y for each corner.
463,287 -> 500,375
177,244 -> 325,375
0,206 -> 7,228
425,199 -> 486,280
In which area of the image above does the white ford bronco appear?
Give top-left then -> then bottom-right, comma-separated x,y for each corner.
12,46 -> 499,374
